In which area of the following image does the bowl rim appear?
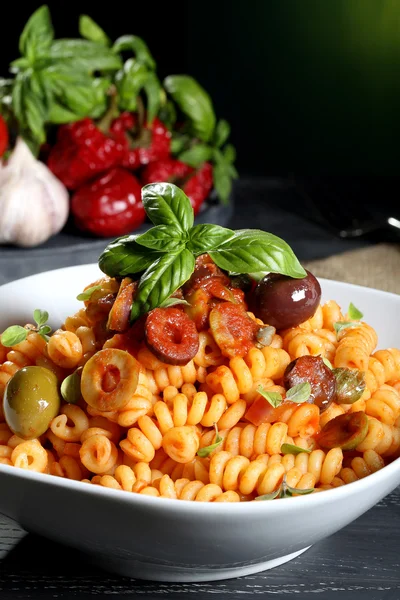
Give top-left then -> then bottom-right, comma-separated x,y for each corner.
0,263 -> 399,514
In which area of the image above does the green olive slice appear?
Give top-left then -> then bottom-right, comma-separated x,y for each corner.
317,411 -> 368,451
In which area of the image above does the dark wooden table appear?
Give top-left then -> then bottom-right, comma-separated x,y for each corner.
1,178 -> 399,599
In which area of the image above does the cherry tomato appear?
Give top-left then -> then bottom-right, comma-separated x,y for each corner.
71,167 -> 145,237
0,115 -> 8,157
145,307 -> 200,365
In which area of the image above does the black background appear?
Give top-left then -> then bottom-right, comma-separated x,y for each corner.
2,0 -> 400,222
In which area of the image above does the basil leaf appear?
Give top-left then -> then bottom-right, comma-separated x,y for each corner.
99,236 -> 160,278
33,309 -> 49,327
285,382 -> 311,404
19,5 -> 54,62
79,15 -> 110,46
223,144 -> 236,164
61,370 -> 82,405
77,285 -> 103,302
281,443 -> 311,455
159,297 -> 190,308
209,230 -> 307,279
143,72 -> 162,123
197,434 -> 223,457
348,302 -> 363,320
322,356 -> 333,370
142,183 -> 194,231
1,326 -> 28,347
283,483 -> 314,497
131,249 -> 195,319
164,75 -> 216,142
49,40 -> 122,72
213,161 -> 233,205
38,325 -> 52,341
159,101 -> 177,130
333,321 -> 360,336
178,144 -> 213,168
188,224 -> 235,255
257,385 -> 282,408
113,35 -> 156,70
213,119 -> 231,148
135,225 -> 184,253
115,59 -> 149,112
255,488 -> 282,501
170,132 -> 190,155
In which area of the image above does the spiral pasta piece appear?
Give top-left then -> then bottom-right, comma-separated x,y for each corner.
340,450 -> 385,484
356,416 -> 400,457
120,416 -> 163,463
364,385 -> 400,426
200,422 -> 288,459
334,322 -> 378,371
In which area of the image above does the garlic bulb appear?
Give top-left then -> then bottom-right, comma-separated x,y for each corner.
0,138 -> 69,247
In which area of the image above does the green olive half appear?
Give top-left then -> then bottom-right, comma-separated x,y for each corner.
317,411 -> 368,451
3,366 -> 61,440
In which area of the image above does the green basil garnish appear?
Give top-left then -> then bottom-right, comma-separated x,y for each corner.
76,285 -> 103,302
255,474 -> 314,501
285,382 -> 311,404
281,443 -> 311,455
197,424 -> 223,458
348,302 -> 363,320
99,183 -> 307,321
1,325 -> 28,348
257,385 -> 282,408
333,321 -> 360,336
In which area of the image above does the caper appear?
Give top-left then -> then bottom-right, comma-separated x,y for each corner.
333,368 -> 366,404
3,366 -> 61,440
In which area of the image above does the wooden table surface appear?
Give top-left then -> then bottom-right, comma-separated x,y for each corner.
1,484 -> 400,599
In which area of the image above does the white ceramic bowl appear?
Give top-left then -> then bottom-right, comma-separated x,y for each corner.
0,264 -> 399,583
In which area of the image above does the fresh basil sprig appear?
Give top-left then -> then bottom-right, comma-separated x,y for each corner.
1,308 -> 51,347
99,183 -> 307,320
285,382 -> 311,404
257,386 -> 282,408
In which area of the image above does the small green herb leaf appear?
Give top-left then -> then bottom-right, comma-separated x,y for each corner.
1,326 -> 28,347
213,119 -> 231,148
255,489 -> 282,501
322,356 -> 333,370
135,225 -> 184,253
38,325 -> 52,341
19,5 -> 54,62
115,58 -> 149,112
113,35 -> 156,70
209,229 -> 307,279
131,249 -> 195,319
333,321 -> 360,336
348,302 -> 363,320
285,382 -> 311,404
142,183 -> 194,232
77,285 -> 103,302
257,385 -> 282,408
159,297 -> 190,308
33,309 -> 49,327
188,224 -> 235,255
79,15 -> 110,46
178,144 -> 213,168
281,443 -> 311,455
197,424 -> 223,457
61,369 -> 82,404
143,71 -> 162,123
164,75 -> 216,142
284,482 -> 315,497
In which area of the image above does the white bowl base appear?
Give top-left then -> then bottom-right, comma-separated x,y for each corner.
83,546 -> 311,582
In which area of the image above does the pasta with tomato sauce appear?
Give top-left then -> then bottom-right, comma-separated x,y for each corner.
1,255 -> 400,503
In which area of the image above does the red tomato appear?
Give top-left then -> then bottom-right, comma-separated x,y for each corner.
0,115 -> 9,157
245,398 -> 297,427
71,168 -> 145,237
